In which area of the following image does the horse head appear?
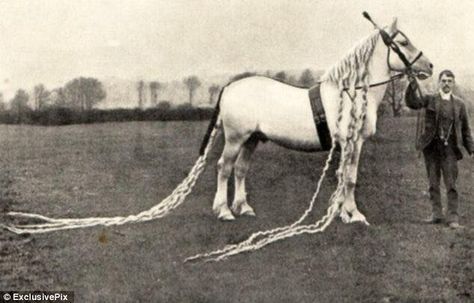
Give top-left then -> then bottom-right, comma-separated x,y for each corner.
383,18 -> 433,80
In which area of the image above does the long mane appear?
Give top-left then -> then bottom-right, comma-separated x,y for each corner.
321,30 -> 381,89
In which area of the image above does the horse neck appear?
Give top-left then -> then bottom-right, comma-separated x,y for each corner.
366,36 -> 392,102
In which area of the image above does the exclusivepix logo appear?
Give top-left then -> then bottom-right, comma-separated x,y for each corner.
15,293 -> 68,301
2,292 -> 71,302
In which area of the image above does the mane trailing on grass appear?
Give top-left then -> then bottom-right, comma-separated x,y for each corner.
2,124 -> 221,234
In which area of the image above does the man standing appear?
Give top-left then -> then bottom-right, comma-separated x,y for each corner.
405,70 -> 474,229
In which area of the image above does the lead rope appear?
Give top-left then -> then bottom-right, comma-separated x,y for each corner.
412,77 -> 426,158
415,110 -> 424,157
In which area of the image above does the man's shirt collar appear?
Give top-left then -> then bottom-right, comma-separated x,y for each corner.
439,90 -> 452,101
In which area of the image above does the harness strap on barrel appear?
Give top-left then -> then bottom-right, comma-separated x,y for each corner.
308,84 -> 332,151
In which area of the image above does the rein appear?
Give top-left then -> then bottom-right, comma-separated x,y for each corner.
343,72 -> 406,91
316,72 -> 406,92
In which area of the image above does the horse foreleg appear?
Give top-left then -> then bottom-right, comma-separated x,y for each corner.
231,136 -> 259,217
213,139 -> 243,221
339,139 -> 369,225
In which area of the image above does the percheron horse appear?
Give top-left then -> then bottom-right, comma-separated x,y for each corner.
204,17 -> 432,225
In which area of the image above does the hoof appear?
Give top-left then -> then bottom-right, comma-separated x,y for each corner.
213,203 -> 235,221
218,212 -> 235,221
231,201 -> 256,217
340,208 -> 370,226
340,209 -> 351,224
216,208 -> 235,221
240,205 -> 256,217
349,210 -> 370,226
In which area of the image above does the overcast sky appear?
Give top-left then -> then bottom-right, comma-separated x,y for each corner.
0,0 -> 473,97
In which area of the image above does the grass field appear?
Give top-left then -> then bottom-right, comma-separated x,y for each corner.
0,116 -> 472,302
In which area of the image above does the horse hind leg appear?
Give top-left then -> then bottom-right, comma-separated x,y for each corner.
213,135 -> 248,221
231,135 -> 259,217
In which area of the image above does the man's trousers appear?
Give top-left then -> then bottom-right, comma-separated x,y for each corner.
422,140 -> 459,223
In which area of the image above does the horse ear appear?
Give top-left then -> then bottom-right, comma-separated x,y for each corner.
390,17 -> 398,32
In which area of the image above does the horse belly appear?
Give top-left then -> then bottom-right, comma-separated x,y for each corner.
260,114 -> 322,152
221,77 -> 324,152
256,89 -> 323,151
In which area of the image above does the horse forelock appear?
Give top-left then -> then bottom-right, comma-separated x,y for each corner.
322,30 -> 380,90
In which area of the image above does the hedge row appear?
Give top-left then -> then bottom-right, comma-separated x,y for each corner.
0,105 -> 215,126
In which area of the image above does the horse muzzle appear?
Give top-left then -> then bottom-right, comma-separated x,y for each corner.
412,55 -> 433,80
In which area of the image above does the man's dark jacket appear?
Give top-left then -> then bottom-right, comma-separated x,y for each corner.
405,81 -> 474,160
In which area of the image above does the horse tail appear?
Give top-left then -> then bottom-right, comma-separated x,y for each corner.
199,84 -> 228,155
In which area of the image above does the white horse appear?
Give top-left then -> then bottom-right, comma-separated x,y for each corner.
2,16 -> 433,236
202,18 -> 433,222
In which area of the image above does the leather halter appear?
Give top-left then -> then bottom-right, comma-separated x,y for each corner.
345,29 -> 424,90
381,30 -> 423,73
325,27 -> 426,92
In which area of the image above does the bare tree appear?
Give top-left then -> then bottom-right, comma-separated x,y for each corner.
64,79 -> 83,110
82,78 -> 106,110
0,93 -> 5,111
383,78 -> 408,117
10,89 -> 30,123
149,81 -> 162,107
33,84 -> 50,110
137,80 -> 145,109
10,89 -> 29,110
183,76 -> 201,106
51,87 -> 67,107
208,84 -> 220,105
64,77 -> 106,111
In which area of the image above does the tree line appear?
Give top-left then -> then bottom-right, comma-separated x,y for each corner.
6,77 -> 106,113
1,68 -> 439,125
0,77 -> 107,124
135,68 -> 320,109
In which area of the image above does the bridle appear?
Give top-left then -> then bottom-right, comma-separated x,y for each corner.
335,26 -> 425,92
355,11 -> 425,89
348,29 -> 424,90
316,12 -> 427,92
380,29 -> 423,75
380,28 -> 427,156
366,14 -> 428,153
338,13 -> 428,153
